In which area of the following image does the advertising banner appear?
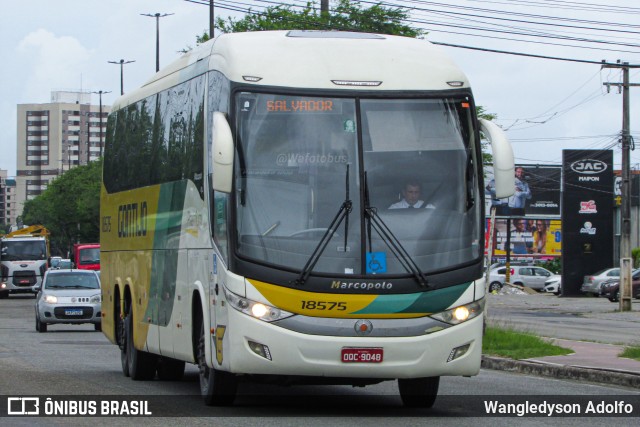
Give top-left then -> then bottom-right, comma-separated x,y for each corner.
486,218 -> 562,260
485,165 -> 561,218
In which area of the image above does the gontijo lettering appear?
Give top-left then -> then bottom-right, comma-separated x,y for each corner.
118,201 -> 148,238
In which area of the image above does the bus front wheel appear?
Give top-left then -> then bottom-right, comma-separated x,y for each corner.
398,376 -> 439,408
197,321 -> 237,406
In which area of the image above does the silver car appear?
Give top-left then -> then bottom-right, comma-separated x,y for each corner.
488,265 -> 558,292
580,268 -> 620,296
34,269 -> 101,332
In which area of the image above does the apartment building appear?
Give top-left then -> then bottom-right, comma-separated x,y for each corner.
0,170 -> 17,227
15,91 -> 110,218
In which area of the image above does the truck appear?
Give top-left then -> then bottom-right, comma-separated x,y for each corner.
73,243 -> 100,271
0,225 -> 50,298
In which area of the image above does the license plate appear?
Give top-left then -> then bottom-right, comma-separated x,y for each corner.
341,347 -> 383,363
65,309 -> 83,316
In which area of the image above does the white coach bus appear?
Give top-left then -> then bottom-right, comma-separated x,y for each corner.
100,30 -> 514,408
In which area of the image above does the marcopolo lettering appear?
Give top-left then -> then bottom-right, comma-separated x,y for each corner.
118,201 -> 148,238
331,280 -> 393,290
570,159 -> 607,175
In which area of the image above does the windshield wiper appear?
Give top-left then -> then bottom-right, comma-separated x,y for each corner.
363,173 -> 430,288
293,165 -> 352,286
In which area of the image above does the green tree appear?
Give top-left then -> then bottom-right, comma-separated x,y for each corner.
193,0 -> 496,165
192,0 -> 423,45
477,106 -> 498,167
21,159 -> 102,256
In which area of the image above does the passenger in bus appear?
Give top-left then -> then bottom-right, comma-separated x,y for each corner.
388,181 -> 435,209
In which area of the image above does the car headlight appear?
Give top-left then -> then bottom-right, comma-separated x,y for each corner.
44,294 -> 58,304
90,294 -> 101,303
224,288 -> 293,322
430,299 -> 484,325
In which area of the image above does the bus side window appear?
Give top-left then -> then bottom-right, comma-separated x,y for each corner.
213,191 -> 230,264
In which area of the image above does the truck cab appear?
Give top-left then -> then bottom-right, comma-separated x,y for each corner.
1,235 -> 49,298
73,243 -> 100,271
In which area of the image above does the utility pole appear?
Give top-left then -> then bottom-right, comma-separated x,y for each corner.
108,59 -> 135,95
210,1 -> 215,39
141,13 -> 174,72
321,0 -> 329,17
602,60 -> 640,312
91,90 -> 111,157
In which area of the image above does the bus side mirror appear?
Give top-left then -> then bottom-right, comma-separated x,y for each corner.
479,118 -> 514,199
211,112 -> 235,193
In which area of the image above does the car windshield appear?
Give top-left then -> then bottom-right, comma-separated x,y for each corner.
45,273 -> 99,289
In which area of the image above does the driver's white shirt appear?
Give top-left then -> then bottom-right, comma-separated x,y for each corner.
388,199 -> 435,209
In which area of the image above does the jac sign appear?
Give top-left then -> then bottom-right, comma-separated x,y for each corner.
570,159 -> 608,174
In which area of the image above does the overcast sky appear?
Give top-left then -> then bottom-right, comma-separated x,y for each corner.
1,0 -> 639,176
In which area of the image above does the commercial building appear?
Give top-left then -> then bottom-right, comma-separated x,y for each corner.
0,170 -> 17,227
15,91 -> 110,218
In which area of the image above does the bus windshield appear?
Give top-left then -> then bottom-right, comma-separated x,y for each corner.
234,92 -> 481,277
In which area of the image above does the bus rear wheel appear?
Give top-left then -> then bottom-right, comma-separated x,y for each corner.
197,321 -> 237,406
398,376 -> 439,408
124,312 -> 157,380
116,298 -> 129,377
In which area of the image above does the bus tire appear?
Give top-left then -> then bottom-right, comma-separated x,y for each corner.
197,321 -> 237,406
117,297 -> 129,377
125,312 -> 157,380
398,376 -> 439,408
157,357 -> 185,381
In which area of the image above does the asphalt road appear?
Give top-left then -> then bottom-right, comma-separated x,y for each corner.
1,294 -> 639,426
486,292 -> 640,345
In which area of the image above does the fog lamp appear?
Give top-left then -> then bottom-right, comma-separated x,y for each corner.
447,343 -> 471,362
248,340 -> 272,361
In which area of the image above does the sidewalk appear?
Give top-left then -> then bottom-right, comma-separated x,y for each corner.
482,338 -> 640,389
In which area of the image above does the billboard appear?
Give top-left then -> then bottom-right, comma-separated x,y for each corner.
486,218 -> 562,260
485,164 -> 561,217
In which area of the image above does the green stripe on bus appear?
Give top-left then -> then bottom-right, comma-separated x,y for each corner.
352,282 -> 472,315
146,180 -> 188,327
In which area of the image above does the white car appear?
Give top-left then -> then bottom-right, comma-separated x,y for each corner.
488,265 -> 559,292
543,276 -> 562,295
34,269 -> 101,332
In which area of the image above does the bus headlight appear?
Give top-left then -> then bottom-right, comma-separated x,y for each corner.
430,299 -> 484,325
224,289 -> 294,322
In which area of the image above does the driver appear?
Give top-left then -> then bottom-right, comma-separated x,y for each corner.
389,181 -> 434,209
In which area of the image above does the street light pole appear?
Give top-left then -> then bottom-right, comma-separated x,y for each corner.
91,90 -> 111,157
141,13 -> 174,72
210,1 -> 214,39
108,59 -> 135,95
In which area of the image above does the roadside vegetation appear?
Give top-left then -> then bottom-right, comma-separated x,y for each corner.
620,346 -> 640,362
483,326 -> 573,359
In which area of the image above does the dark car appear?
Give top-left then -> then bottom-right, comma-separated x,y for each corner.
600,271 -> 640,302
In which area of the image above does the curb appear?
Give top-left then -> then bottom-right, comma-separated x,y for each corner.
481,356 -> 640,389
